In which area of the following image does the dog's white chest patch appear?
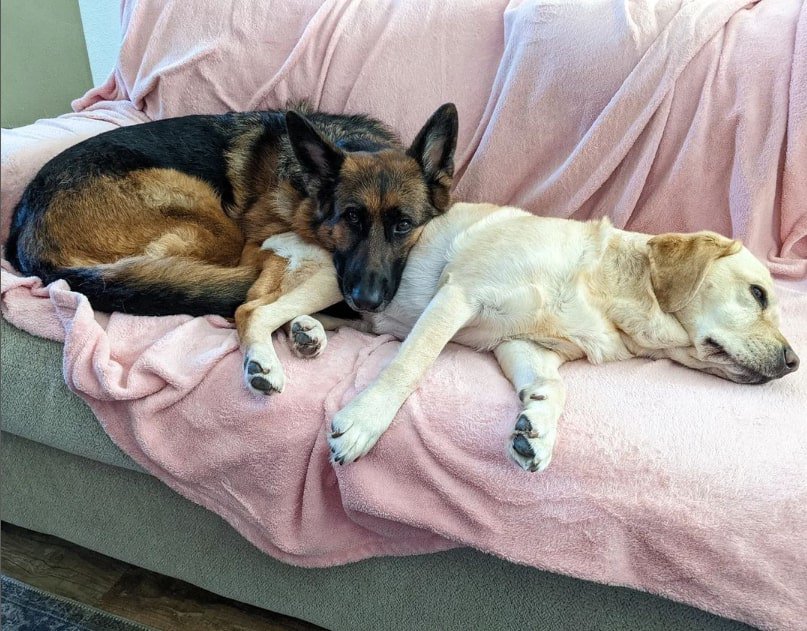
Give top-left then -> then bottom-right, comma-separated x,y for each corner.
260,233 -> 330,270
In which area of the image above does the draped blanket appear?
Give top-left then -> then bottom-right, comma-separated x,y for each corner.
2,1 -> 805,629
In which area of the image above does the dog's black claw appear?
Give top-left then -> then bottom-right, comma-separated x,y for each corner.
250,375 -> 274,393
512,435 -> 535,459
515,414 -> 532,433
246,360 -> 263,375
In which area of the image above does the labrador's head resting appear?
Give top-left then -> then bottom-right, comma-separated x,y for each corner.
648,231 -> 799,384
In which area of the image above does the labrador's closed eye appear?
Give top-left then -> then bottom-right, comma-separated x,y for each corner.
750,284 -> 768,309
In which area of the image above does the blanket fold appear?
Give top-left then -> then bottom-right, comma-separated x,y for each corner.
3,1 -> 806,629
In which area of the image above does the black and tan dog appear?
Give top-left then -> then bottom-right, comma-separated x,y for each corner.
7,103 -> 458,392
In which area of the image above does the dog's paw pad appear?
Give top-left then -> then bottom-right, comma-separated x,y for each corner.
243,345 -> 285,396
246,360 -> 263,374
514,414 -> 532,432
249,374 -> 275,393
289,316 -> 327,359
512,434 -> 535,458
508,410 -> 557,473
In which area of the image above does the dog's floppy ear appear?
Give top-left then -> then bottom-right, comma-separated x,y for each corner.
286,111 -> 344,193
648,231 -> 741,313
407,103 -> 458,213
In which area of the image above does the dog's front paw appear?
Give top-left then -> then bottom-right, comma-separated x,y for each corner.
328,399 -> 390,465
508,408 -> 558,473
288,315 -> 327,359
243,342 -> 285,395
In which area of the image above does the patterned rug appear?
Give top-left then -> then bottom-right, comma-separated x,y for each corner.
1,575 -> 154,631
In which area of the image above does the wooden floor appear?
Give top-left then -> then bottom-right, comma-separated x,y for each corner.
0,522 -> 323,631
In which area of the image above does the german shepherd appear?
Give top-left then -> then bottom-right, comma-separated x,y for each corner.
7,103 -> 459,392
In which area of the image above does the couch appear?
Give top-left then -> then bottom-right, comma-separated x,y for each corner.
3,1 -> 805,629
1,317 -> 752,630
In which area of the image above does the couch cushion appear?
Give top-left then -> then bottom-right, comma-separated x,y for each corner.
0,317 -> 141,472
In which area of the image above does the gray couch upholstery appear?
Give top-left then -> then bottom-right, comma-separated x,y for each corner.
0,318 -> 751,630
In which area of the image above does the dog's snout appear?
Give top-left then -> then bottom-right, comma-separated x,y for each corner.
783,345 -> 799,374
350,284 -> 385,312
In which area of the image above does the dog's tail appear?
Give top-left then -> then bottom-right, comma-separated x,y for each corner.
39,256 -> 259,317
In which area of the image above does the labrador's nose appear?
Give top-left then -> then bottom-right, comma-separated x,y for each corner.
783,345 -> 800,374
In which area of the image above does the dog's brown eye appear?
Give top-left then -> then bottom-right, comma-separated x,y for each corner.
394,219 -> 413,235
343,208 -> 361,225
750,284 -> 768,309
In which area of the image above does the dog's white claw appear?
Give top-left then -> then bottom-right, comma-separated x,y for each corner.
243,342 -> 285,395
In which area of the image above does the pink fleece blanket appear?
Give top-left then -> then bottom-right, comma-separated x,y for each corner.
2,1 -> 806,629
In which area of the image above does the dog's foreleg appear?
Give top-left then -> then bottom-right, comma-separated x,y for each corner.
328,281 -> 475,464
494,340 -> 566,472
238,262 -> 342,396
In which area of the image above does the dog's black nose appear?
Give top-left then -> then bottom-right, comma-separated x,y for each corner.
783,345 -> 799,374
350,285 -> 384,312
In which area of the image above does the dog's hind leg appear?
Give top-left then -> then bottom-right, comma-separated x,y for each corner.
328,281 -> 476,464
494,340 -> 566,472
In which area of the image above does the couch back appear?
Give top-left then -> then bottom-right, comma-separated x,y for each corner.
72,0 -> 807,278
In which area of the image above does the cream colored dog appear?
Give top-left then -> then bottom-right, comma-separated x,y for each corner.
247,203 -> 799,472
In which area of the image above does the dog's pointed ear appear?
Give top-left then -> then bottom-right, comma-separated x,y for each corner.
648,231 -> 741,313
407,103 -> 458,213
285,111 -> 344,192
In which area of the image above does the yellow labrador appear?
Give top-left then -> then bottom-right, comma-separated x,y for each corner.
253,203 -> 799,472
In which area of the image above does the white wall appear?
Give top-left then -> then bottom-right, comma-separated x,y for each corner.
77,0 -> 122,86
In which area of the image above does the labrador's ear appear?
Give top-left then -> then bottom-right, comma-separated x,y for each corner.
648,231 -> 741,313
